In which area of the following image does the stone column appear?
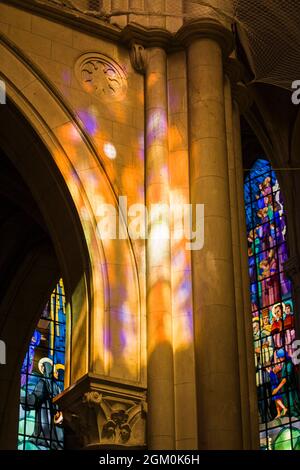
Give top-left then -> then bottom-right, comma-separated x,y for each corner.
179,20 -> 243,449
285,256 -> 300,353
232,93 -> 260,449
285,255 -> 300,400
224,73 -> 251,449
167,50 -> 198,449
145,47 -> 175,449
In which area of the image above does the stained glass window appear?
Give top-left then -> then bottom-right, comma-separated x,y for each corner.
244,159 -> 300,450
18,279 -> 66,450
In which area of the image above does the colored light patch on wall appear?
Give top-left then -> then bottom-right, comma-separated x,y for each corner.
78,109 -> 98,136
103,142 -> 117,159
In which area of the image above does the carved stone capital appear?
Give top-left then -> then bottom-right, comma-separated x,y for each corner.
130,43 -> 148,74
55,375 -> 147,449
284,255 -> 300,291
176,18 -> 234,58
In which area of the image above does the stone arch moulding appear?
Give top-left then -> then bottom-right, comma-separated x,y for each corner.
0,33 -> 144,391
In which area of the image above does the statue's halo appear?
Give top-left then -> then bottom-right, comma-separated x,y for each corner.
38,357 -> 53,374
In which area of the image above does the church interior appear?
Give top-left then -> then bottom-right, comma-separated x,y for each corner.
0,0 -> 300,451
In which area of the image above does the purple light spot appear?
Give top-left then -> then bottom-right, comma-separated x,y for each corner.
78,110 -> 98,136
147,110 -> 167,145
62,69 -> 71,85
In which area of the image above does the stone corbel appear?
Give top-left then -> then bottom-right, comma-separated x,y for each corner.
130,42 -> 148,74
54,375 -> 147,449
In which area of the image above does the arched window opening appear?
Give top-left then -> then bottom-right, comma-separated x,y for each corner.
244,158 -> 300,450
18,279 -> 66,450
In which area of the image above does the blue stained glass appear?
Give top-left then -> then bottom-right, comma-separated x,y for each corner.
244,159 -> 300,450
18,279 -> 66,450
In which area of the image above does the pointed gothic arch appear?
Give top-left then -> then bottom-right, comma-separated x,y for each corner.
0,33 -> 143,449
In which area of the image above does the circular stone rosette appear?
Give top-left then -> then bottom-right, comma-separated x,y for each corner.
75,52 -> 128,102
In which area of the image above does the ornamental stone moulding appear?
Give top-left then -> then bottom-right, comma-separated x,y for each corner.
75,52 -> 128,102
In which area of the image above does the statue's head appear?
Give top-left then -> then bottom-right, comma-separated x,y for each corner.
119,424 -> 131,442
38,357 -> 53,378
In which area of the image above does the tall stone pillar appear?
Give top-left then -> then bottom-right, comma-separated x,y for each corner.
224,73 -> 251,449
284,156 -> 300,344
145,47 -> 175,449
178,20 -> 243,449
232,88 -> 259,449
284,255 -> 300,376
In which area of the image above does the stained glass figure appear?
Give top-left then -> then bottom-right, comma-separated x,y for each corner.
245,159 -> 300,450
18,279 -> 66,450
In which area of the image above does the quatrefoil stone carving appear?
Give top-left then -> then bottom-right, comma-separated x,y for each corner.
75,53 -> 128,101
